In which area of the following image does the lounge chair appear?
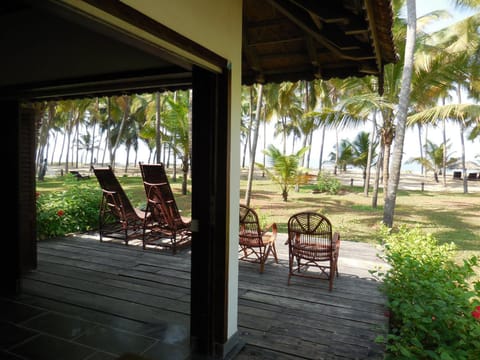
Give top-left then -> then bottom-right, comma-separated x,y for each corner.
239,204 -> 278,273
453,171 -> 462,180
92,166 -> 149,245
287,212 -> 340,291
467,172 -> 478,181
139,163 -> 192,253
70,170 -> 90,180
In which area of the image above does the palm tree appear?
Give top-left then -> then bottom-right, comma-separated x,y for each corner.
108,95 -> 132,168
162,90 -> 191,195
407,140 -> 458,182
351,131 -> 378,187
383,0 -> 417,227
329,139 -> 354,173
299,80 -> 319,168
244,84 -> 264,207
256,144 -> 308,202
265,82 -> 302,154
240,86 -> 253,169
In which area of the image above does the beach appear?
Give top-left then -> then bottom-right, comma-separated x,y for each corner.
335,169 -> 480,194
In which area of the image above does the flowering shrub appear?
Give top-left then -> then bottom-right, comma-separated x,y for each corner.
473,306 -> 480,321
372,225 -> 480,359
36,178 -> 102,239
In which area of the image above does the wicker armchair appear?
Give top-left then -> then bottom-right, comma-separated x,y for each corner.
287,212 -> 340,291
239,204 -> 278,273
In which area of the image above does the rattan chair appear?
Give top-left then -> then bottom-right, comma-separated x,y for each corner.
139,163 -> 192,253
287,212 -> 340,291
93,166 -> 149,245
239,204 -> 278,273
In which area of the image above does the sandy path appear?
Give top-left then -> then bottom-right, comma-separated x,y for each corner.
336,169 -> 480,193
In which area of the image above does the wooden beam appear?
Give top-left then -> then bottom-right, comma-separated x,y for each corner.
364,0 -> 383,74
267,0 -> 372,61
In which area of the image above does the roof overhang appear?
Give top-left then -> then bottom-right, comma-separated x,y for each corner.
0,0 -> 397,101
242,0 -> 397,85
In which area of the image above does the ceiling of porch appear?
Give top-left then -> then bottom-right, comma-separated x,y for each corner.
0,0 -> 397,100
242,0 -> 397,85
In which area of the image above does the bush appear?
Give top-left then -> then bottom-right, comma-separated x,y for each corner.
36,177 -> 102,239
316,172 -> 341,194
372,225 -> 480,359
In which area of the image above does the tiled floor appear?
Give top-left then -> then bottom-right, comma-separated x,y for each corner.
0,297 -> 189,360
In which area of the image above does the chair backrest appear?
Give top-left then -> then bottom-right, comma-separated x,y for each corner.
139,163 -> 168,222
139,163 -> 187,229
92,166 -> 137,218
287,212 -> 333,260
139,163 -> 176,203
139,162 -> 169,185
239,204 -> 264,247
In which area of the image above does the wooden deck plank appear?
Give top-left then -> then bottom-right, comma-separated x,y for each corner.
22,278 -> 190,326
23,271 -> 190,314
32,261 -> 190,300
15,234 -> 388,359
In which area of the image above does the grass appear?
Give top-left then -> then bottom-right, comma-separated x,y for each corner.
36,170 -> 480,261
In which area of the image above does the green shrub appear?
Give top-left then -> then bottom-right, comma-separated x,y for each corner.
36,177 -> 102,239
316,172 -> 341,194
372,225 -> 480,359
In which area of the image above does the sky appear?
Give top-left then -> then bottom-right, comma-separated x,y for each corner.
293,0 -> 479,173
398,0 -> 478,170
87,1 -> 480,171
248,0 -> 479,173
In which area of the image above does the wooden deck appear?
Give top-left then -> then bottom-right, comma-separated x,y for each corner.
2,234 -> 390,360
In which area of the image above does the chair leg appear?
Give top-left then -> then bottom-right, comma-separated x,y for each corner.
270,242 -> 278,263
259,245 -> 269,273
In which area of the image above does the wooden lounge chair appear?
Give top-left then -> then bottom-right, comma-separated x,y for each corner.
92,166 -> 149,245
70,170 -> 90,180
467,172 -> 478,181
239,204 -> 278,273
139,163 -> 192,253
287,212 -> 340,291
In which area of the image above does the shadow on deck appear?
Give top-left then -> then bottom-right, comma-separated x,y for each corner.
1,233 -> 390,360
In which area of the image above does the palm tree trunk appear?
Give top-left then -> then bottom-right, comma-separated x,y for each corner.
155,92 -> 162,164
111,95 -> 131,167
318,125 -> 326,172
306,131 -> 313,169
382,128 -> 393,200
383,0 -> 416,227
242,87 -> 254,168
245,84 -> 263,207
442,98 -> 447,186
282,116 -> 287,155
372,143 -> 383,208
456,84 -> 469,194
417,123 -> 423,175
262,111 -> 266,177
50,132 -> 58,166
460,124 -> 468,193
364,110 -> 377,196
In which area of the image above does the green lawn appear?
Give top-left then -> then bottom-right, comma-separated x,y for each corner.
36,171 -> 480,261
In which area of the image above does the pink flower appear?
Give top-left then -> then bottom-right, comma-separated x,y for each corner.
472,306 -> 480,320
57,210 -> 65,217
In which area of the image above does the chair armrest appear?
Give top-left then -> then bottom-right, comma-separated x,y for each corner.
333,232 -> 341,252
262,223 -> 277,236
